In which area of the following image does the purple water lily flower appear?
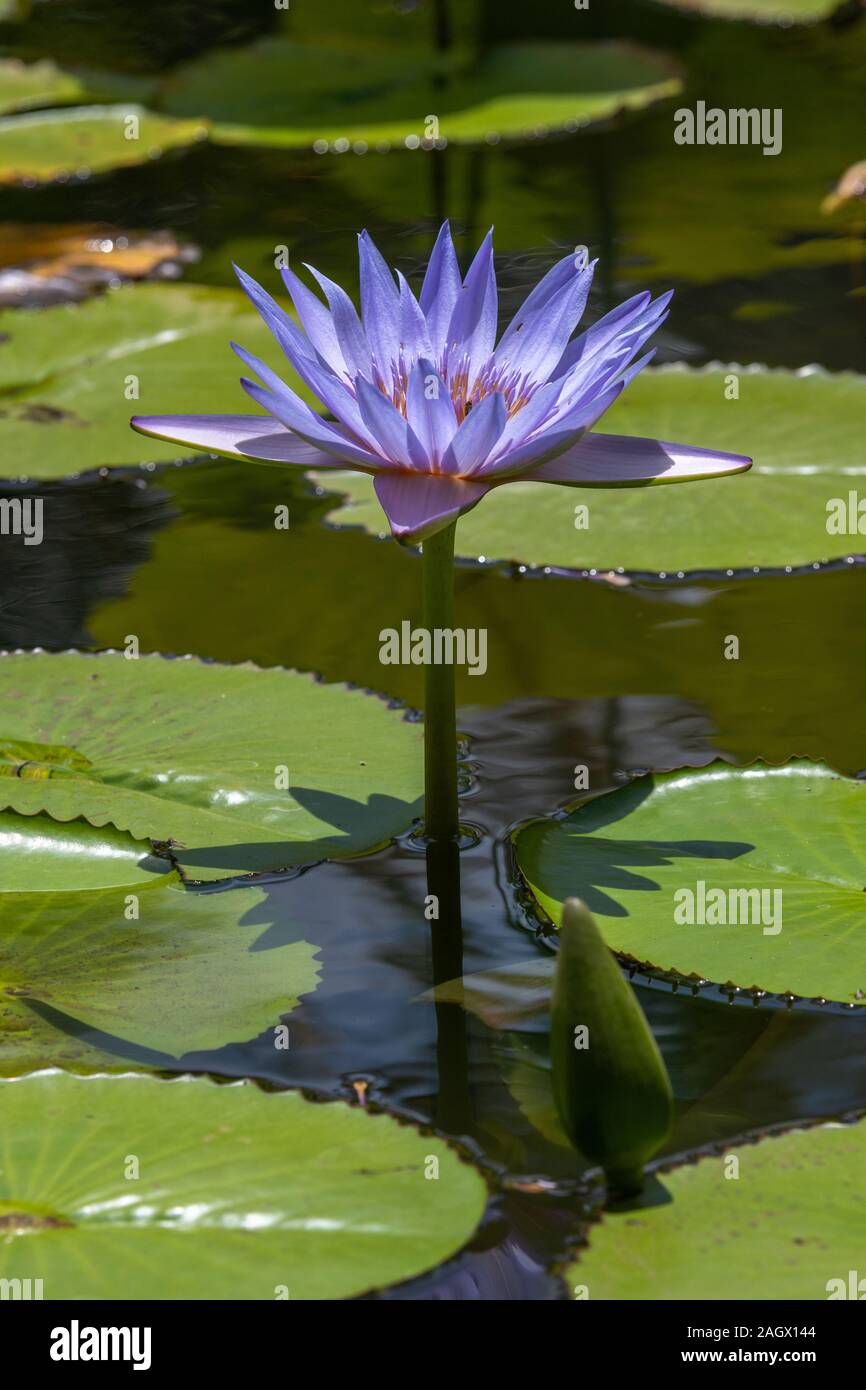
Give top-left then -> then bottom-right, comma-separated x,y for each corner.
131,223 -> 750,544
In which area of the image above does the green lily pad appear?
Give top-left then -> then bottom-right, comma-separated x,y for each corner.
651,0 -> 843,22
516,760 -> 866,1006
0,872 -> 319,1073
0,58 -> 151,116
158,40 -> 682,150
0,1071 -> 487,1298
0,807 -> 167,892
0,651 -> 423,881
0,283 -> 313,480
317,364 -> 866,573
0,103 -> 208,184
567,1118 -> 866,1300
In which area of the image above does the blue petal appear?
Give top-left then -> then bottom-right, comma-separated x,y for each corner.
358,230 -> 401,381
305,263 -> 372,380
441,391 -> 507,475
420,221 -> 462,359
396,271 -> 434,362
280,263 -> 348,378
494,260 -> 596,385
405,359 -> 458,468
355,375 -> 422,468
446,228 -> 498,381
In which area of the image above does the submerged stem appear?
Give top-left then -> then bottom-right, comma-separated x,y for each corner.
421,520 -> 459,842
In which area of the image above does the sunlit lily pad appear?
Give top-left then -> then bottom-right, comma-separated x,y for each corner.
0,651 -> 423,880
158,40 -> 682,149
516,761 -> 866,1005
0,871 -> 319,1073
0,1071 -> 487,1298
0,806 -> 167,892
0,283 -> 311,479
0,103 -> 207,184
651,0 -> 843,22
568,1118 -> 866,1300
317,365 -> 866,572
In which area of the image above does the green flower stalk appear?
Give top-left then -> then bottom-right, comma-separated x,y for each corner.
131,223 -> 750,842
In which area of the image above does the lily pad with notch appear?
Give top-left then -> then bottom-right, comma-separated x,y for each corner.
515,760 -> 866,1006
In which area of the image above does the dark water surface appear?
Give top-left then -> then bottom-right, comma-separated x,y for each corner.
3,1 -> 865,1298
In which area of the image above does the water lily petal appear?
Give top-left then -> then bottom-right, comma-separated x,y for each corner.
356,375 -> 422,467
554,289 -> 671,380
233,352 -> 383,468
442,391 -> 508,475
130,414 -> 353,468
446,228 -> 497,382
478,376 -> 629,478
517,433 -> 753,486
396,270 -> 434,362
420,220 -> 462,359
280,263 -> 348,378
405,360 -> 458,468
374,472 -> 490,544
358,230 -> 401,383
304,263 -> 372,380
494,256 -> 596,384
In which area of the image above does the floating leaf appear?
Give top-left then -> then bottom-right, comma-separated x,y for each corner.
0,1071 -> 487,1298
516,761 -> 866,1005
0,807 -> 166,893
0,283 -> 312,479
0,58 -> 151,116
316,365 -> 866,572
0,103 -> 207,184
158,40 -> 682,150
650,0 -> 844,22
0,870 -> 319,1073
568,1118 -> 866,1300
0,652 -> 423,881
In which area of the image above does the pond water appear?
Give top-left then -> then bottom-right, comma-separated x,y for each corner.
2,0 -> 865,1300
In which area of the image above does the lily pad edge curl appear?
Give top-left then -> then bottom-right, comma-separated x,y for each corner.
0,647 -> 424,883
513,757 -> 866,1010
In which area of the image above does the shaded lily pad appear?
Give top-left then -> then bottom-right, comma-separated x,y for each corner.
0,651 -> 423,880
516,761 -> 866,1005
0,103 -> 207,184
0,58 -> 151,116
0,1071 -> 487,1298
0,283 -> 312,479
0,872 -> 319,1073
158,40 -> 682,150
316,365 -> 866,573
568,1117 -> 866,1300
